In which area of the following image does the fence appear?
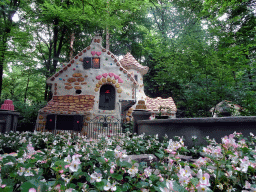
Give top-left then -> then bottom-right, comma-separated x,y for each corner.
84,115 -> 122,139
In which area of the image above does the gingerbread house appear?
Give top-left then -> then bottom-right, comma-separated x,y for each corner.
36,35 -> 177,136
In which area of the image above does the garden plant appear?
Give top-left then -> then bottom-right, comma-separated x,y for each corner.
0,131 -> 256,192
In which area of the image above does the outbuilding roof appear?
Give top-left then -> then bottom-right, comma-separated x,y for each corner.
145,96 -> 177,112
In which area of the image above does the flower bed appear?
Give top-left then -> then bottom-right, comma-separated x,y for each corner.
0,131 -> 256,192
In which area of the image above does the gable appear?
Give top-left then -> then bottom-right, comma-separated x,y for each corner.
46,36 -> 138,96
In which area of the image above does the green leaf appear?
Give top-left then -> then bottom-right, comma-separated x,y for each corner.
136,181 -> 149,188
155,153 -> 164,159
190,177 -> 199,186
121,183 -> 132,191
172,181 -> 187,192
20,182 -> 37,192
97,157 -> 106,164
0,186 -> 13,192
95,181 -> 105,191
104,151 -> 115,158
111,173 -> 123,180
119,161 -> 132,168
149,175 -> 159,182
45,181 -> 56,187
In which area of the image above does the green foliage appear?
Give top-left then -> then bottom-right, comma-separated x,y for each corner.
13,101 -> 47,132
0,0 -> 256,117
122,121 -> 134,133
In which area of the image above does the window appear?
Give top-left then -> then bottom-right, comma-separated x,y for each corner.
46,115 -> 83,131
92,58 -> 100,69
83,57 -> 100,69
134,75 -> 138,81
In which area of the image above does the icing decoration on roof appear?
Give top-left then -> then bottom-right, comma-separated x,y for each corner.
120,52 -> 149,75
145,96 -> 177,112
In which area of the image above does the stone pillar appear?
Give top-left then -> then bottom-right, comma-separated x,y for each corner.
132,110 -> 151,134
0,110 -> 20,133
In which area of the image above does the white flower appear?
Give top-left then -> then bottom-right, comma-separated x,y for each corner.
217,183 -> 223,190
53,140 -> 57,145
144,167 -> 152,177
24,168 -> 34,177
237,156 -> 250,173
196,183 -> 210,192
5,162 -> 14,166
64,155 -> 72,163
104,182 -> 117,191
192,135 -> 197,140
17,158 -> 25,163
72,154 -> 82,163
17,167 -> 26,176
61,175 -> 71,185
244,181 -> 251,189
90,172 -> 102,183
128,165 -> 138,177
69,161 -> 80,172
197,169 -> 210,186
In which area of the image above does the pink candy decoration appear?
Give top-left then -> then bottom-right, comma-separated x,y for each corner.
114,75 -> 119,80
91,51 -> 96,56
1,99 -> 14,110
102,73 -> 108,78
96,75 -> 102,80
109,72 -> 114,77
118,78 -> 123,83
96,51 -> 101,56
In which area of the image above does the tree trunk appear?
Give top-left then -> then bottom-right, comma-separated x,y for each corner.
0,37 -> 7,98
24,77 -> 29,103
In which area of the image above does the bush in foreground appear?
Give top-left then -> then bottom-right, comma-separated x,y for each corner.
0,131 -> 256,191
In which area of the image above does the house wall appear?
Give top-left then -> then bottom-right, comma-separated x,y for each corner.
128,69 -> 147,101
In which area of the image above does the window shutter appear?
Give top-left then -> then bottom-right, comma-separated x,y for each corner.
73,115 -> 83,131
46,115 -> 56,130
83,57 -> 91,69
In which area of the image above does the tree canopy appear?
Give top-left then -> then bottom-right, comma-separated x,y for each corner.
1,0 -> 256,117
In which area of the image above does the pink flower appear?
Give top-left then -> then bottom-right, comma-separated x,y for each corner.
29,188 -> 36,192
65,164 -> 70,169
196,157 -> 207,166
110,168 -> 114,174
59,170 -> 64,174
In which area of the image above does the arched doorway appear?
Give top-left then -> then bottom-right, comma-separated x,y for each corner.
99,84 -> 115,110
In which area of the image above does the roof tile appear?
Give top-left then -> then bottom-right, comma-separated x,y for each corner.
39,95 -> 94,115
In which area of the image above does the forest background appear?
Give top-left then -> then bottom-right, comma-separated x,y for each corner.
0,0 -> 256,130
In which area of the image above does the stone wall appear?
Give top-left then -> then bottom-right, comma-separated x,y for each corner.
136,116 -> 256,147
